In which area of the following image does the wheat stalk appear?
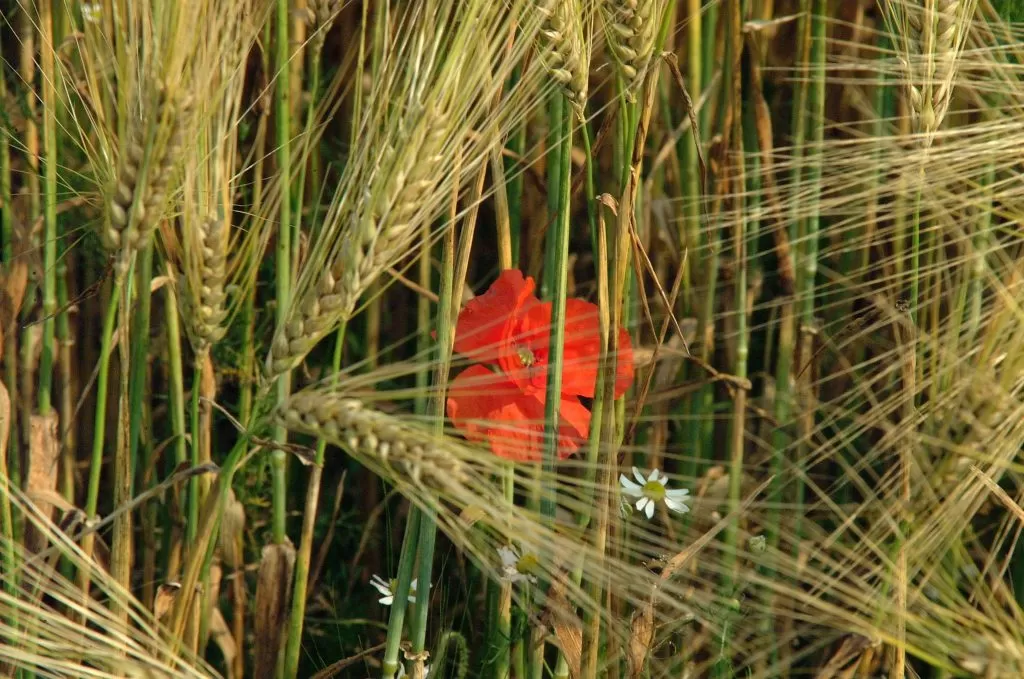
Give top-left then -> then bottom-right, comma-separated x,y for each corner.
600,0 -> 662,100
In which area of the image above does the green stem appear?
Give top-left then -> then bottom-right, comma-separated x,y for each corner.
409,190 -> 458,666
272,0 -> 293,547
540,98 -> 573,522
128,245 -> 153,497
85,281 -> 122,521
795,0 -> 827,550
189,359 -> 203,545
283,322 -> 347,678
382,508 -> 422,679
164,279 -> 189,539
37,0 -> 57,415
0,14 -> 16,595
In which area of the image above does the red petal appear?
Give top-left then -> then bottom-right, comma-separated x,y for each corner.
453,270 -> 537,363
447,365 -> 590,462
559,299 -> 602,397
556,396 -> 591,455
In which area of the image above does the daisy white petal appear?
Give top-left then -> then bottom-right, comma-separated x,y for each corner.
497,546 -> 518,569
649,468 -> 660,483
370,574 -> 391,596
644,498 -> 655,519
632,466 -> 646,485
665,488 -> 690,500
636,497 -> 649,513
619,473 -> 642,495
665,498 -> 690,514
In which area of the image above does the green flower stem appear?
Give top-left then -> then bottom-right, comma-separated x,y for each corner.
128,244 -> 153,498
283,322 -> 347,678
506,83 -> 526,267
271,0 -> 293,548
796,0 -> 827,550
79,275 -> 123,596
541,93 -> 574,679
0,18 -> 16,596
682,0 -> 702,313
189,359 -> 203,547
541,96 -> 573,522
37,0 -> 57,415
409,179 -> 459,669
382,508 -> 422,679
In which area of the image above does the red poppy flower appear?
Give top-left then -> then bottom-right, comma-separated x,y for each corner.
446,269 -> 634,462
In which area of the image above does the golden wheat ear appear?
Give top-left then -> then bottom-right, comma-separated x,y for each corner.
599,0 -> 664,100
60,0 -> 270,274
883,0 -> 979,142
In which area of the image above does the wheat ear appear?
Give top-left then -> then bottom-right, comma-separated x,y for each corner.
266,106 -> 448,379
276,391 -> 466,491
190,213 -> 229,352
894,0 -> 977,139
537,0 -> 590,112
103,90 -> 190,270
601,0 -> 660,100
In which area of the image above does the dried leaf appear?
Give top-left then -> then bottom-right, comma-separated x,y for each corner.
209,605 -> 239,678
254,540 -> 296,679
626,607 -> 655,678
0,258 -> 28,355
200,561 -> 224,652
540,578 -> 582,679
219,489 -> 246,569
25,412 -> 60,553
154,582 -> 183,620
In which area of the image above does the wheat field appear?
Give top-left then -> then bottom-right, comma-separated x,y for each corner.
1,0 -> 1024,677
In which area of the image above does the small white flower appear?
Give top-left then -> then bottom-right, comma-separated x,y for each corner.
497,545 -> 539,584
370,574 -> 429,606
619,467 -> 690,520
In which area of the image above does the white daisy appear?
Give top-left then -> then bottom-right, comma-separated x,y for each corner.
619,467 -> 690,520
370,574 -> 429,606
497,545 -> 539,584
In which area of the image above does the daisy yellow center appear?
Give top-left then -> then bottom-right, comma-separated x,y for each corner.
516,345 -> 536,367
516,552 -> 539,575
642,480 -> 665,501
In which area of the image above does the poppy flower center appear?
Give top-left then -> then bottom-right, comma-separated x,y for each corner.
642,480 -> 666,501
516,345 -> 536,367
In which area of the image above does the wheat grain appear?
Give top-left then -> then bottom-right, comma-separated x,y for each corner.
601,0 -> 660,100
